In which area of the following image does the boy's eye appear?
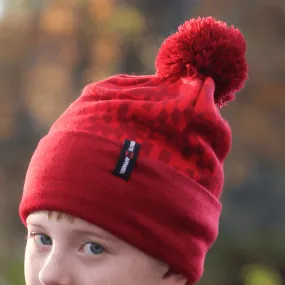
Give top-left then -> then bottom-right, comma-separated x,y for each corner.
83,242 -> 105,255
33,234 -> 52,246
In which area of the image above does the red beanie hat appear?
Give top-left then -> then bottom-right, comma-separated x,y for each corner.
19,17 -> 248,284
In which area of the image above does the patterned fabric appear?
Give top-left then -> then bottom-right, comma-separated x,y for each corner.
55,74 -> 230,198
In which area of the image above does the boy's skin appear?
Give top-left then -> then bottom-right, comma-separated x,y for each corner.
25,211 -> 187,285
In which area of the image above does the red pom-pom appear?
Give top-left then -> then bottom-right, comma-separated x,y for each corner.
155,17 -> 248,107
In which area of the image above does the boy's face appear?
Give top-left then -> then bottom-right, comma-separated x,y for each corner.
25,211 -> 185,285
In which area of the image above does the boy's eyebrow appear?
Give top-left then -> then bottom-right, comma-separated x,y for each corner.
27,222 -> 118,242
71,229 -> 117,242
27,222 -> 46,231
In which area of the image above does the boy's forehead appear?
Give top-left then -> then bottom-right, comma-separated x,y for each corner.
27,210 -> 91,227
26,211 -> 120,242
26,211 -> 78,227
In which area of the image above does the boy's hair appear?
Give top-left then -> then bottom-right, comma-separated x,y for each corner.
46,211 -> 75,223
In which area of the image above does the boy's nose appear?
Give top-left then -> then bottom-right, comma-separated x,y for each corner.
38,252 -> 71,285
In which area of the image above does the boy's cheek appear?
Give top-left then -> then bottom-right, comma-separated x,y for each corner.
24,242 -> 44,285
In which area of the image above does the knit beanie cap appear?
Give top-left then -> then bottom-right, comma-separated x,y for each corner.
19,17 -> 248,284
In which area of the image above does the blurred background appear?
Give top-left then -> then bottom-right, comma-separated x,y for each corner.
0,0 -> 284,284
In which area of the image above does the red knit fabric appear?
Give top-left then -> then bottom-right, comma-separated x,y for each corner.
156,17 -> 247,107
19,17 -> 248,284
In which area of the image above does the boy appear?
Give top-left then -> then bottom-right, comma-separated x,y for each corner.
19,17 -> 248,285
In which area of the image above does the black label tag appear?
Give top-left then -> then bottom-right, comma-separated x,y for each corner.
113,139 -> 141,181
